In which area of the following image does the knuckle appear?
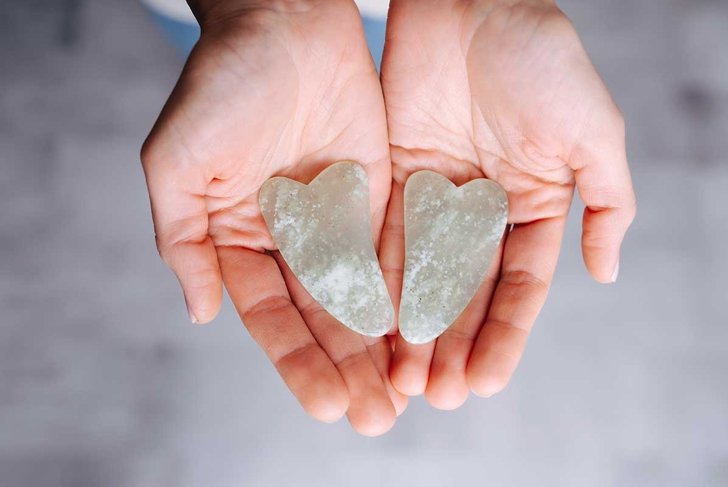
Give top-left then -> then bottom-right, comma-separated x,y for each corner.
244,295 -> 294,320
333,349 -> 370,369
380,264 -> 404,279
299,299 -> 325,318
500,270 -> 549,295
274,342 -> 318,369
186,265 -> 221,290
440,326 -> 478,344
383,221 -> 404,236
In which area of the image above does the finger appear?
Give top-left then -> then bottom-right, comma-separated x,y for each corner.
275,254 -> 397,437
363,157 -> 393,247
425,240 -> 503,410
390,337 -> 435,396
571,113 -> 637,283
362,335 -> 409,416
379,181 -> 433,395
467,216 -> 566,397
141,143 -> 222,323
379,180 -> 405,330
217,246 -> 349,423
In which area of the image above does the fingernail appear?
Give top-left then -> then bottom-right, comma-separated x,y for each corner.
187,305 -> 199,324
610,261 -> 620,283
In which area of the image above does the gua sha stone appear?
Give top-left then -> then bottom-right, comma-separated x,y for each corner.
259,161 -> 393,337
399,171 -> 508,344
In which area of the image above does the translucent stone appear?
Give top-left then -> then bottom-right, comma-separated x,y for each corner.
399,171 -> 508,344
259,161 -> 393,337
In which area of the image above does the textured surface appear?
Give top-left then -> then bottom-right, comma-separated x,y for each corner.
400,172 -> 507,344
1,0 -> 728,486
260,162 -> 393,337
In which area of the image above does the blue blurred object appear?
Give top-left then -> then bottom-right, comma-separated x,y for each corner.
147,8 -> 200,56
144,5 -> 386,67
362,15 -> 386,70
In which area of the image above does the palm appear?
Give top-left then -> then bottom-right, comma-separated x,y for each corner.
380,0 -> 629,407
143,2 -> 404,435
156,10 -> 391,249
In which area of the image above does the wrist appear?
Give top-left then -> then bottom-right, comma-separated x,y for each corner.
187,0 -> 358,27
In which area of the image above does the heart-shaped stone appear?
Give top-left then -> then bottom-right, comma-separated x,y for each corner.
259,161 -> 393,337
399,171 -> 508,344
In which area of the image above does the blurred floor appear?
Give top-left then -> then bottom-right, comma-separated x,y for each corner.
1,0 -> 727,486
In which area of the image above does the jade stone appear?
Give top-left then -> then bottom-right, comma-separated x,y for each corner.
259,161 -> 393,337
399,171 -> 508,344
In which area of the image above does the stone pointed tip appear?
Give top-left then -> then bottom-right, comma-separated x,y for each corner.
399,328 -> 437,345
357,327 -> 390,338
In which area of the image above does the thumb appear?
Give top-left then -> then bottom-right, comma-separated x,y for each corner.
571,112 -> 637,283
141,140 -> 222,323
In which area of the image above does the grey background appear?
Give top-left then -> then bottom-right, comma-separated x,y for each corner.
1,0 -> 727,486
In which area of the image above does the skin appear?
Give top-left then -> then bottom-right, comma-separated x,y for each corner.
141,0 -> 406,436
142,0 -> 636,433
380,0 -> 636,408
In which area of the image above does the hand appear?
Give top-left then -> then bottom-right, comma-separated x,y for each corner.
379,0 -> 636,408
141,0 -> 406,435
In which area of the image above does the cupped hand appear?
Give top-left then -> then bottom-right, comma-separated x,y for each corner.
379,0 -> 636,408
141,0 -> 406,435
